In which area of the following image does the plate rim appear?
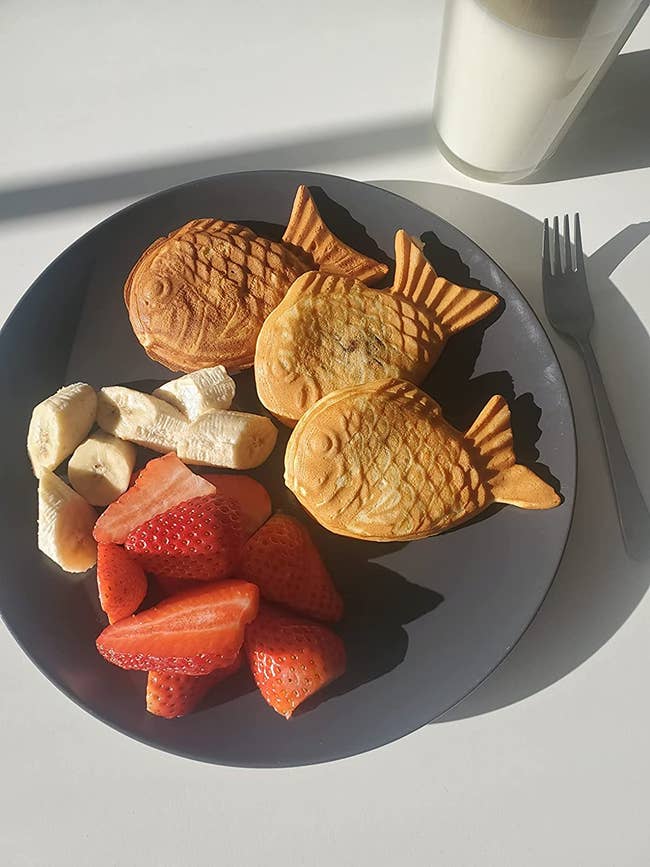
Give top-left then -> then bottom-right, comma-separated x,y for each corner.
0,169 -> 577,767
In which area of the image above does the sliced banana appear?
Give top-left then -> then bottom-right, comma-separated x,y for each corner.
97,386 -> 186,452
68,431 -> 137,506
179,410 -> 278,469
38,471 -> 97,573
153,366 -> 236,421
98,385 -> 277,469
27,382 -> 97,478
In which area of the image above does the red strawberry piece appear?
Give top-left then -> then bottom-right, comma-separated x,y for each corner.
96,580 -> 259,675
97,543 -> 148,624
146,654 -> 242,719
201,474 -> 271,538
124,493 -> 243,581
238,515 -> 343,622
94,454 -> 215,544
245,605 -> 346,719
155,575 -> 206,597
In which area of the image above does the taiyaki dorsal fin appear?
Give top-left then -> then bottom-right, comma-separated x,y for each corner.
466,395 -> 560,509
391,230 -> 499,335
282,185 -> 388,286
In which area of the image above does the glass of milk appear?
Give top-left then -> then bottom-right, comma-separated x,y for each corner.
434,0 -> 649,181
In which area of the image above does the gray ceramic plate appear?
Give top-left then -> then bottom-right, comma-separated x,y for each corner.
0,171 -> 575,767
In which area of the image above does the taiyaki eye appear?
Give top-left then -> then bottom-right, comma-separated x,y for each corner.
143,274 -> 174,305
308,429 -> 337,457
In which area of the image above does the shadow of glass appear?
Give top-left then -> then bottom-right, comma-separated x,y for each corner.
374,179 -> 650,721
525,49 -> 650,183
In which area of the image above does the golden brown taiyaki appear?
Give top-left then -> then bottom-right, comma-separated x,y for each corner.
124,186 -> 388,373
285,378 -> 560,541
256,231 -> 499,425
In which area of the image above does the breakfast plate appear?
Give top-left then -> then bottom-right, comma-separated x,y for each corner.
0,170 -> 575,766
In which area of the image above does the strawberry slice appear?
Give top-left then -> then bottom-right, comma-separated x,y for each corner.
94,454 -> 215,544
146,654 -> 242,719
155,575 -> 205,597
238,515 -> 343,622
125,493 -> 243,581
96,580 -> 259,674
245,605 -> 346,719
97,543 -> 147,623
202,474 -> 271,538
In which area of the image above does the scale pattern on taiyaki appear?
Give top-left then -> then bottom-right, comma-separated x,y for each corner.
285,378 -> 560,542
125,185 -> 388,373
256,231 -> 500,426
303,381 -> 485,537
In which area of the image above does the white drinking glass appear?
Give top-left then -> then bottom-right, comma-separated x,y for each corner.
434,0 -> 649,182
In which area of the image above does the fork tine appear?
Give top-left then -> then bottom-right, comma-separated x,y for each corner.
553,215 -> 561,275
574,213 -> 585,272
542,218 -> 551,278
563,213 -> 572,271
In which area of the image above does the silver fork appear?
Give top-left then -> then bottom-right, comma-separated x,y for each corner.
543,214 -> 650,560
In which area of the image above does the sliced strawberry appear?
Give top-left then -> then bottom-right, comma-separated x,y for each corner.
96,580 -> 259,674
202,474 -> 271,538
238,515 -> 343,622
146,654 -> 242,719
155,575 -> 206,597
94,454 -> 215,544
245,605 -> 345,719
125,493 -> 243,581
97,543 -> 147,624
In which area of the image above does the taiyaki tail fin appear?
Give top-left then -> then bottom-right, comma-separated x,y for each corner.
391,230 -> 499,334
282,185 -> 388,286
466,395 -> 561,510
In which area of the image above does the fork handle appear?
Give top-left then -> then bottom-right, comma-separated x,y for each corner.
578,337 -> 650,560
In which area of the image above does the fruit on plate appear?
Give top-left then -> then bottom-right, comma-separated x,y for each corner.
153,365 -> 236,421
245,605 -> 346,719
179,410 -> 278,469
94,453 -> 215,544
68,431 -> 137,506
97,386 -> 186,451
146,654 -> 242,719
27,382 -> 97,477
125,493 -> 243,581
38,471 -> 97,572
97,386 -> 278,469
155,575 -> 204,597
96,543 -> 147,623
96,580 -> 259,674
238,515 -> 343,622
202,474 -> 271,538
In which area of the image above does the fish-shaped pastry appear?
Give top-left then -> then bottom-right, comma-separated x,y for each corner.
256,231 -> 500,425
285,378 -> 560,541
125,185 -> 388,373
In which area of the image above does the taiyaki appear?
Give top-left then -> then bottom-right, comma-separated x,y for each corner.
285,378 -> 560,541
125,185 -> 388,373
256,231 -> 499,425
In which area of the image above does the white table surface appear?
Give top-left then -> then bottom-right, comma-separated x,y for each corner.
2,2 -> 650,865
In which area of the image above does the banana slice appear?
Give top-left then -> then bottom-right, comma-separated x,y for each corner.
179,410 -> 278,469
97,386 -> 186,452
98,386 -> 277,469
68,431 -> 137,506
38,471 -> 97,573
153,366 -> 236,421
27,383 -> 97,478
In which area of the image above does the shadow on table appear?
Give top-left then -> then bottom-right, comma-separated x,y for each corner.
0,114 -> 432,223
374,179 -> 650,720
525,48 -> 650,184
